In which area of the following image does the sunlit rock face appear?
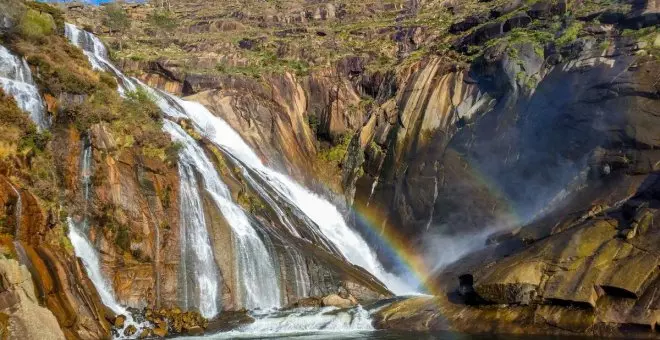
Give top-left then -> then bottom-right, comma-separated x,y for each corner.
60,21 -> 393,318
2,0 -> 657,338
0,257 -> 65,340
347,34 -> 660,269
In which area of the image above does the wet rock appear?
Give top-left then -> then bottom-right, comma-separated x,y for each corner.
474,261 -> 543,304
206,310 -> 254,333
186,325 -> 204,335
534,305 -> 595,333
138,328 -> 152,338
123,325 -> 137,337
114,314 -> 126,329
543,257 -> 603,308
152,326 -> 167,337
599,250 -> 659,298
322,294 -> 357,308
291,297 -> 323,308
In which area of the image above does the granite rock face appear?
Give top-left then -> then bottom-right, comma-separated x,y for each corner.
4,0 -> 657,337
0,257 -> 65,340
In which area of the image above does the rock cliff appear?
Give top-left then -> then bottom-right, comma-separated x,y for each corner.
0,0 -> 657,338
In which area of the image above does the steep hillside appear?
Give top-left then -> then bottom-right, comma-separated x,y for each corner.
63,0 -> 659,254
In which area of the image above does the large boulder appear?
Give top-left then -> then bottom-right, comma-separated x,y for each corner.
449,14 -> 489,33
504,13 -> 532,32
473,261 -> 543,305
322,294 -> 357,308
624,0 -> 660,29
0,257 -> 65,340
490,0 -> 522,18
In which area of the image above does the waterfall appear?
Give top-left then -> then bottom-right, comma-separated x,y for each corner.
64,23 -> 137,94
156,98 -> 412,294
0,45 -> 48,129
68,218 -> 126,315
166,121 -> 279,312
63,24 -> 411,313
68,219 -> 151,338
286,248 -> 310,299
66,23 -> 283,312
68,142 -> 150,338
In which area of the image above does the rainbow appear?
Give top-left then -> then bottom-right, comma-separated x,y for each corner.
348,150 -> 524,297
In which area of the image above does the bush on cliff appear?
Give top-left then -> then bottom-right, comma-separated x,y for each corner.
17,9 -> 55,41
0,89 -> 50,160
11,33 -> 101,95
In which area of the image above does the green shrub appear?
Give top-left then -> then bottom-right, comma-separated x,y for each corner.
319,133 -> 353,163
115,225 -> 131,252
98,71 -> 118,89
17,9 -> 55,41
25,2 -> 64,32
103,3 -> 130,34
556,22 -> 583,47
148,10 -> 177,31
307,114 -> 320,134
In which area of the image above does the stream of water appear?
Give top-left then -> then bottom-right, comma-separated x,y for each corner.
62,23 -> 413,336
0,45 -> 48,130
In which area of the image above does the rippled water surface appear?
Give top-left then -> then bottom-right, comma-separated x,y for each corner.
187,330 -> 611,340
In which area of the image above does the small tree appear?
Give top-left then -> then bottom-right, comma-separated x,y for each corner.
103,3 -> 130,50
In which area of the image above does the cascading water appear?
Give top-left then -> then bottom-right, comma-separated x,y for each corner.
0,45 -> 48,129
65,23 -> 229,316
285,248 -> 310,299
204,306 -> 376,339
64,24 -> 412,328
68,142 -> 149,338
68,218 -> 125,315
155,98 -> 413,294
166,121 -> 280,312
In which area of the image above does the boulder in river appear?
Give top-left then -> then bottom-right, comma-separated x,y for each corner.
322,294 -> 357,308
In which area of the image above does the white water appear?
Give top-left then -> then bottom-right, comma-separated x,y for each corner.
63,24 -> 412,315
64,23 -> 137,94
67,143 -> 149,338
65,23 -> 230,316
166,121 -> 280,312
286,248 -> 310,299
68,219 -> 126,315
194,306 -> 375,339
0,45 -> 48,129
157,97 -> 412,294
68,219 -> 151,338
